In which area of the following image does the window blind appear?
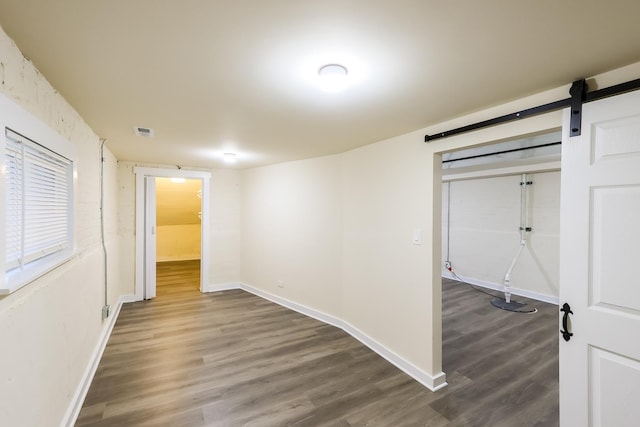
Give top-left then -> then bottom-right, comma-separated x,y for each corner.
5,129 -> 72,272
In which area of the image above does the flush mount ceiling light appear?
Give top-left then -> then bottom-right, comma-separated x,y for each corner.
318,64 -> 348,93
223,152 -> 237,164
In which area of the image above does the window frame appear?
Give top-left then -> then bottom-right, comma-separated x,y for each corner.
0,93 -> 76,295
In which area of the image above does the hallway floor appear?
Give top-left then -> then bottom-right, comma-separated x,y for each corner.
76,265 -> 558,426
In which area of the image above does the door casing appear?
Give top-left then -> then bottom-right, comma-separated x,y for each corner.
134,167 -> 211,300
144,176 -> 156,299
429,112 -> 562,389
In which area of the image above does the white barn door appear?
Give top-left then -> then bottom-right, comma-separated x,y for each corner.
559,89 -> 640,426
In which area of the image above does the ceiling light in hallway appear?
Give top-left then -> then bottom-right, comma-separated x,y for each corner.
318,64 -> 348,92
223,152 -> 237,163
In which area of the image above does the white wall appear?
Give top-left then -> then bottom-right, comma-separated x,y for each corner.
241,138 -> 440,384
442,171 -> 560,301
341,136 -> 436,374
237,62 -> 640,387
210,169 -> 242,285
0,25 -> 123,427
242,155 -> 343,317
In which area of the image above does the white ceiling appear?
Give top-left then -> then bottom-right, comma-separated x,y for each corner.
1,1 -> 639,169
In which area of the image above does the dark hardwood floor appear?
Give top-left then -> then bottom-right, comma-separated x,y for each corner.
76,263 -> 558,426
438,278 -> 558,426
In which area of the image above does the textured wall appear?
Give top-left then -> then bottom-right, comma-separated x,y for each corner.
443,171 -> 560,301
0,25 -> 123,426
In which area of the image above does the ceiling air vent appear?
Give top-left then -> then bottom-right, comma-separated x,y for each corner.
134,126 -> 155,137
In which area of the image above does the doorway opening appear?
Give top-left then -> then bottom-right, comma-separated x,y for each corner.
441,132 -> 561,306
437,132 -> 561,423
155,177 -> 202,298
134,167 -> 211,301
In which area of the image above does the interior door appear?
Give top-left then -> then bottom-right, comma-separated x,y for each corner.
144,177 -> 157,299
559,90 -> 640,426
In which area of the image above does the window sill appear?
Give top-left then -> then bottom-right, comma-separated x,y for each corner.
1,251 -> 74,295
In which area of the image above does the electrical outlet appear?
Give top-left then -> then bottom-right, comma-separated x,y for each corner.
445,261 -> 452,270
102,305 -> 110,319
277,280 -> 285,288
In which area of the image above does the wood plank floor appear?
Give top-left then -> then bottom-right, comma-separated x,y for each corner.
76,263 -> 558,426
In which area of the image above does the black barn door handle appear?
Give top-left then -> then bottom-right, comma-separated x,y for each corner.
560,303 -> 573,342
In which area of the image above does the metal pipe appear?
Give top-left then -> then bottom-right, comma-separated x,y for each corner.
446,181 -> 451,263
100,139 -> 109,316
503,173 -> 529,303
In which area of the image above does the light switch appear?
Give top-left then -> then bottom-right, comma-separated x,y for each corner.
412,228 -> 422,245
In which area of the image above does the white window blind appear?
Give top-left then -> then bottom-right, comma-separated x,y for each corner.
5,129 -> 73,274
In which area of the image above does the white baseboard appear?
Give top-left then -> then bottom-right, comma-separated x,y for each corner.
65,281 -> 449,427
210,282 -> 447,392
240,284 -> 343,329
61,294 -> 135,427
119,294 -> 138,304
64,271 -> 551,420
340,321 -> 448,392
202,282 -> 242,293
441,271 -> 559,305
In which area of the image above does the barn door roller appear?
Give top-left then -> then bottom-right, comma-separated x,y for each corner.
569,79 -> 587,137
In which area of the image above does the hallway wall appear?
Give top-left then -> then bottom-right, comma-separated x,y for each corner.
242,155 -> 343,317
0,25 -> 123,426
238,62 -> 640,388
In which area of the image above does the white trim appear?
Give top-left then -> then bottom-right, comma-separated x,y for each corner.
144,177 -> 157,300
442,159 -> 560,182
0,93 -> 77,294
133,167 -> 211,301
64,281 -> 448,427
61,294 -> 136,427
202,282 -> 242,293
0,93 -> 76,160
133,167 -> 212,179
441,270 -> 559,305
0,255 -> 74,295
340,320 -> 448,392
242,284 -> 343,329
207,282 -> 448,392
